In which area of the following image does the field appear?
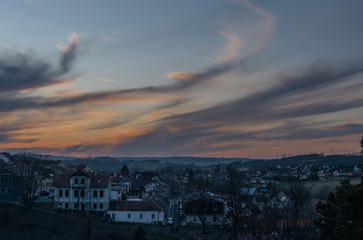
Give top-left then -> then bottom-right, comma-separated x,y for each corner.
304,177 -> 361,200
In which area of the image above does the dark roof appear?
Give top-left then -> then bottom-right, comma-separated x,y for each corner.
147,192 -> 169,210
52,174 -> 71,187
71,169 -> 91,177
52,174 -> 110,188
108,200 -> 163,212
0,160 -> 8,169
90,175 -> 110,188
131,171 -> 159,187
278,201 -> 318,219
0,168 -> 14,175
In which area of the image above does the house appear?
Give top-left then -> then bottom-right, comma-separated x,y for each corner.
0,168 -> 19,203
184,196 -> 226,225
143,180 -> 171,199
146,192 -> 169,212
131,171 -> 160,188
67,164 -> 94,173
276,199 -> 318,231
52,169 -> 111,214
108,199 -> 165,224
129,171 -> 161,198
0,152 -> 13,165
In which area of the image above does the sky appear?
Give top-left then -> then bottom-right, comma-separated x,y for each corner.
1,0 -> 363,159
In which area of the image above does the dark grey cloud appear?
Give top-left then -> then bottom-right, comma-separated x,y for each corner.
85,119 -> 130,131
109,62 -> 363,155
0,60 -> 235,112
163,63 -> 363,127
231,122 -> 363,142
0,36 -> 79,93
63,143 -> 108,155
0,132 -> 37,143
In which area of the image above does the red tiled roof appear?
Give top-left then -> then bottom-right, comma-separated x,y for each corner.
90,175 -> 110,188
71,169 -> 91,177
52,174 -> 71,187
52,174 -> 110,188
108,200 -> 163,212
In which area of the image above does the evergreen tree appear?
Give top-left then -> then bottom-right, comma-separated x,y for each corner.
120,164 -> 129,177
316,178 -> 363,240
188,168 -> 194,184
214,164 -> 221,174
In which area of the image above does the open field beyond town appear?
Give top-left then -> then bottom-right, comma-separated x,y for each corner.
289,177 -> 361,200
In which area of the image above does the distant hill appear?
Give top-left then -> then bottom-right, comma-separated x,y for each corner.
115,156 -> 251,166
233,154 -> 363,170
54,156 -> 253,171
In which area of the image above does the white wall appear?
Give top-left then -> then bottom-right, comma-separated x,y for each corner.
108,210 -> 165,224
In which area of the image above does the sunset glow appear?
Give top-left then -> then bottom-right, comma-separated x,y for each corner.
1,0 -> 363,158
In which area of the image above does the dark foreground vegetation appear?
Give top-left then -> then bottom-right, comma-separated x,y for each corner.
0,203 -> 184,240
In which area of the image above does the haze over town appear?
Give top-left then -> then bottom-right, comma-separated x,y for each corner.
1,0 -> 363,159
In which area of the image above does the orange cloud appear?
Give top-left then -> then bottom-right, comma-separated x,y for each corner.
166,71 -> 203,82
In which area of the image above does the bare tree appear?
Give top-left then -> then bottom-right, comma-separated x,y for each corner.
221,169 -> 252,240
194,186 -> 209,234
11,152 -> 47,212
280,181 -> 313,240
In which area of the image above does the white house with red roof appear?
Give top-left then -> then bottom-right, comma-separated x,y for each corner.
107,199 -> 165,224
52,169 -> 111,214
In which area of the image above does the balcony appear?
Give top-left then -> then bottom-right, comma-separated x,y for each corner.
72,183 -> 87,188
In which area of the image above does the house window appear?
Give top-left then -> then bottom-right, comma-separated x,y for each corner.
151,214 -> 155,219
100,203 -> 103,209
0,176 -> 3,182
213,204 -> 218,211
93,190 -> 97,198
7,188 -> 12,193
74,178 -> 78,184
128,213 -> 131,219
100,190 -> 104,198
65,203 -> 68,209
81,178 -> 85,184
59,190 -> 63,197
74,190 -> 79,198
80,190 -> 85,197
1,188 -> 5,193
59,203 -> 62,206
139,214 -> 143,219
74,203 -> 78,209
65,190 -> 69,197
93,203 -> 97,209
112,213 -> 115,220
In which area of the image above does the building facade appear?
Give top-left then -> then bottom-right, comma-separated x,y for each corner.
184,198 -> 226,225
108,199 -> 165,224
52,169 -> 111,213
0,168 -> 19,203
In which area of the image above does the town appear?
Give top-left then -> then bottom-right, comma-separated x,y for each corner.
1,151 -> 362,239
